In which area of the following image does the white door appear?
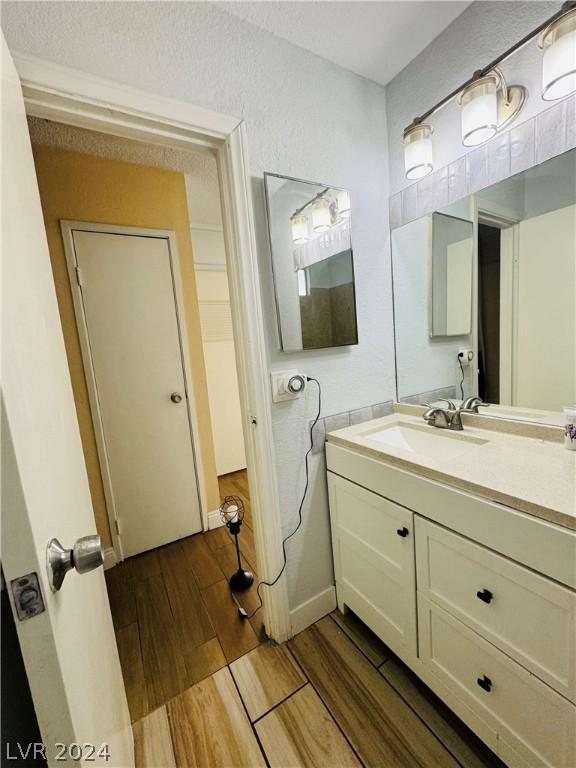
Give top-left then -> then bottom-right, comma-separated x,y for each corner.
1,36 -> 133,766
66,226 -> 203,558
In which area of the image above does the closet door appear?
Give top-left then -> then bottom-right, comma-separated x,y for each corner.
70,227 -> 202,557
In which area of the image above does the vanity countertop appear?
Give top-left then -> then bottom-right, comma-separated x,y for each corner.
326,413 -> 576,531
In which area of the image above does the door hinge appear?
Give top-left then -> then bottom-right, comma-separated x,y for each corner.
75,265 -> 83,288
114,518 -> 121,536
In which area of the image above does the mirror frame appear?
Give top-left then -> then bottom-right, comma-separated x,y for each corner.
427,211 -> 474,340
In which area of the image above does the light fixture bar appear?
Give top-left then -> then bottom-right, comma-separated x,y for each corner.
404,0 -> 576,134
291,187 -> 330,219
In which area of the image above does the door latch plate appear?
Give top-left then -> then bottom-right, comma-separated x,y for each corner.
10,572 -> 45,621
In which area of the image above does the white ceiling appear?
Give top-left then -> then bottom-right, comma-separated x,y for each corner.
215,1 -> 472,87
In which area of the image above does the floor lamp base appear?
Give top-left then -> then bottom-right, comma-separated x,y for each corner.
229,568 -> 254,592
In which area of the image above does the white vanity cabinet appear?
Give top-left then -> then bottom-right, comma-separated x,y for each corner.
326,442 -> 576,768
327,473 -> 417,664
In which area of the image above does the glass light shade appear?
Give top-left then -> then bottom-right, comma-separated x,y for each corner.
291,214 -> 309,244
402,124 -> 434,180
458,76 -> 498,146
540,9 -> 576,100
312,198 -> 331,232
337,189 -> 351,219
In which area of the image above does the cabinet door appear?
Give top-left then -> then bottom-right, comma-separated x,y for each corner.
328,472 -> 417,663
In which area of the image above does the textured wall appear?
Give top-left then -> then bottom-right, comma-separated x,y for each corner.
32,144 -> 221,548
3,1 -> 393,613
386,1 -> 563,194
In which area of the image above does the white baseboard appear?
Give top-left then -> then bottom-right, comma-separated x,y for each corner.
207,509 -> 226,530
290,585 -> 337,635
103,547 -> 118,570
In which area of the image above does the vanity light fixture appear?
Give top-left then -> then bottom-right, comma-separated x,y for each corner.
400,1 -> 575,177
337,189 -> 351,219
539,6 -> 576,100
312,198 -> 331,232
290,213 -> 309,245
402,123 -> 434,179
457,68 -> 526,147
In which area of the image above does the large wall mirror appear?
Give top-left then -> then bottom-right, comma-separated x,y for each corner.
391,147 -> 575,426
264,173 -> 358,351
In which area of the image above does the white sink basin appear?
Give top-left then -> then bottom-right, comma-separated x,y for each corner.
358,421 -> 488,462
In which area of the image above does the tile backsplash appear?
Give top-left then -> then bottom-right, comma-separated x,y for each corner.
390,95 -> 576,229
312,400 -> 395,451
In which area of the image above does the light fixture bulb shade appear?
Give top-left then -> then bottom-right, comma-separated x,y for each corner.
337,189 -> 351,219
312,198 -> 331,232
540,9 -> 576,100
402,124 -> 434,180
458,76 -> 498,146
291,214 -> 309,244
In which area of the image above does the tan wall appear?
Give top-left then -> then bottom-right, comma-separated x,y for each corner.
32,144 -> 221,549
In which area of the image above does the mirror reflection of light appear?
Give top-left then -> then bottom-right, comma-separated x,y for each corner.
297,269 -> 309,297
312,198 -> 331,232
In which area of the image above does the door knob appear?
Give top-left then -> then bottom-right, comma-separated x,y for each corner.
47,535 -> 103,592
170,392 -> 182,403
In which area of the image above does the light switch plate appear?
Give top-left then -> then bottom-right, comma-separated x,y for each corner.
271,370 -> 307,403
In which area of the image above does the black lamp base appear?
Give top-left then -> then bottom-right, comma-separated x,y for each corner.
229,568 -> 254,592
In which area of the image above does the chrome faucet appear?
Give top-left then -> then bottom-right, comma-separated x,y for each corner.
461,396 -> 489,413
422,399 -> 477,431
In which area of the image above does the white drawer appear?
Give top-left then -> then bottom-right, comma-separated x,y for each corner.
327,472 -> 417,663
415,517 -> 576,702
418,596 -> 576,768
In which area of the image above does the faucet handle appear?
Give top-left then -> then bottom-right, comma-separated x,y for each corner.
462,396 -> 490,413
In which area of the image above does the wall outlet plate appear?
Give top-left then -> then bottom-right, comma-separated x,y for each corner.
458,348 -> 474,366
271,370 -> 307,403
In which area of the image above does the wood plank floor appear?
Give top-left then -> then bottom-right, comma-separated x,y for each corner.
105,469 -> 263,720
107,470 -> 503,768
129,611 -> 504,768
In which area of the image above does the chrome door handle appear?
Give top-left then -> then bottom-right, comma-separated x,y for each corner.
170,392 -> 182,403
47,535 -> 103,592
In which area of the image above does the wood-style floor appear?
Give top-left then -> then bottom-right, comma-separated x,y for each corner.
105,470 -> 264,721
107,469 -> 504,767
133,610 -> 504,768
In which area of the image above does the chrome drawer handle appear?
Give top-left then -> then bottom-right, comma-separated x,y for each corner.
477,588 -> 493,604
397,527 -> 409,538
477,675 -> 492,692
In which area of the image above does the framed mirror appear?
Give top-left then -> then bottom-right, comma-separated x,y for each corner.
391,147 -> 576,426
429,212 -> 474,338
264,172 -> 358,351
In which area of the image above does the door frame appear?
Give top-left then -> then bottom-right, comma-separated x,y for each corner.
15,51 -> 291,642
477,208 -> 519,407
61,222 -> 206,561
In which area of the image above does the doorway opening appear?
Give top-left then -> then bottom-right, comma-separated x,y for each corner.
477,223 -> 501,404
28,117 -> 268,718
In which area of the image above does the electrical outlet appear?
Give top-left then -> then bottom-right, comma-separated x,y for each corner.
458,348 -> 474,365
271,370 -> 307,403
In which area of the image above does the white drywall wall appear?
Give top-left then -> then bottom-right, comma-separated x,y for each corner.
393,217 -> 471,399
386,1 -> 563,194
3,1 -> 393,613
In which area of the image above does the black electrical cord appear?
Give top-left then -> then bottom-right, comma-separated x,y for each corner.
235,377 -> 321,621
457,353 -> 465,399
